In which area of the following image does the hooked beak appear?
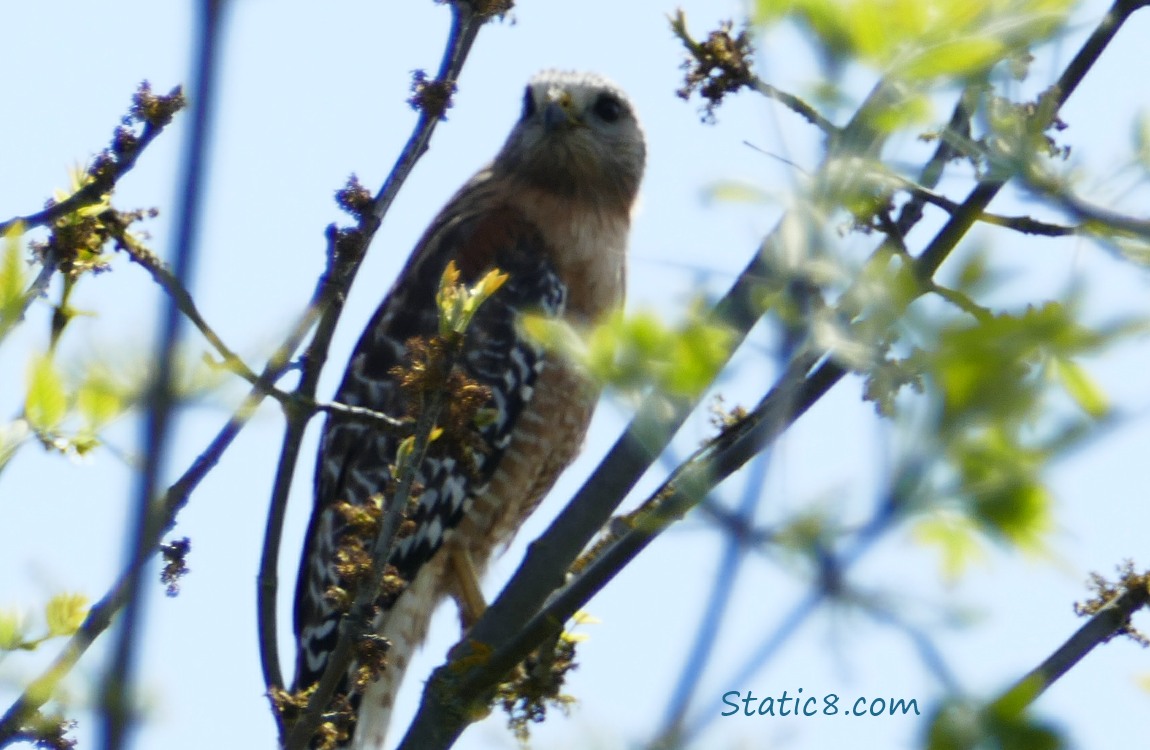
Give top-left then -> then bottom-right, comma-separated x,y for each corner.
542,88 -> 580,131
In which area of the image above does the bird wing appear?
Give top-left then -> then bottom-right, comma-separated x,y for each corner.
292,180 -> 566,697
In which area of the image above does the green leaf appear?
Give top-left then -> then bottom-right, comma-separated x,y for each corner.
0,222 -> 28,331
25,355 -> 68,432
928,687 -> 1065,750
926,699 -> 983,750
901,36 -> 1005,79
866,91 -> 932,133
913,512 -> 988,580
973,477 -> 1052,549
953,248 -> 991,292
44,593 -> 88,637
663,319 -> 734,397
1109,235 -> 1150,266
0,608 -> 27,650
927,303 -> 1115,430
585,311 -> 673,390
702,180 -> 773,205
1134,112 -> 1150,171
1051,358 -> 1108,418
77,367 -> 127,428
579,309 -> 733,398
950,426 -> 1053,550
435,261 -> 508,336
0,419 -> 30,473
756,0 -> 1074,84
520,313 -> 584,357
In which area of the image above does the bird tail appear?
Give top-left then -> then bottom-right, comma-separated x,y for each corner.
350,551 -> 448,749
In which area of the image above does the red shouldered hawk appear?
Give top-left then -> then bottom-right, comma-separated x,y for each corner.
292,70 -> 645,748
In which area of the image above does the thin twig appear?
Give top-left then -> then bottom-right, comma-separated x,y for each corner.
1028,178 -> 1150,241
109,216 -> 403,433
0,260 -> 53,345
989,576 -> 1149,714
0,216 -> 341,749
892,174 -> 1078,236
283,373 -> 448,750
259,1 -> 493,743
0,100 -> 176,237
0,79 -> 373,750
675,490 -> 900,743
0,86 -> 182,343
895,85 -> 977,235
749,77 -> 839,137
658,92 -> 982,742
96,5 -> 224,749
108,214 -> 256,379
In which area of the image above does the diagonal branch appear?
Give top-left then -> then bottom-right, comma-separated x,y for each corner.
0,132 -> 370,750
0,85 -> 184,343
650,77 -> 984,750
260,2 -> 500,745
0,85 -> 182,237
108,214 -> 402,431
0,290 -> 325,746
991,572 -> 1150,716
96,5 -> 222,747
892,175 -> 1078,236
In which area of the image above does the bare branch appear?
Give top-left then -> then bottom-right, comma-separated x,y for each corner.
0,83 -> 184,237
749,77 -> 839,138
97,5 -> 225,748
0,85 -> 184,342
988,566 -> 1149,715
892,175 -> 1078,236
1028,178 -> 1150,242
0,117 -> 373,750
259,2 -> 499,745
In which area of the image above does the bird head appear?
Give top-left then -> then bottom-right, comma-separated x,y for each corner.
495,70 -> 646,207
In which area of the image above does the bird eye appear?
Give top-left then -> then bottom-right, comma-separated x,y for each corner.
521,86 -> 536,121
592,93 -> 623,123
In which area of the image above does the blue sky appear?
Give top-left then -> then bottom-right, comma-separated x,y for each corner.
2,1 -> 1150,749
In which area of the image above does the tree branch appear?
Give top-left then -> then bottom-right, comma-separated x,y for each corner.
0,85 -> 184,343
991,571 -> 1149,714
0,207 -> 355,748
0,85 -> 181,237
749,77 -> 839,138
96,4 -> 224,747
258,2 -> 500,745
892,174 -> 1078,237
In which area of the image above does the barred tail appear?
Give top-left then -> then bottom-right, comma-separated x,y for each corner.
350,551 -> 449,749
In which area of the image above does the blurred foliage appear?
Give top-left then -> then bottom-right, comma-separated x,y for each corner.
3,346 -> 222,471
0,223 -> 28,337
667,2 -> 1150,748
927,689 -> 1063,750
0,152 -> 228,474
754,0 -> 1074,79
677,0 -> 1144,582
0,594 -> 89,654
523,306 -> 735,399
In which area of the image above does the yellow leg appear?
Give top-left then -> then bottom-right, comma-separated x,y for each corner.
449,545 -> 487,630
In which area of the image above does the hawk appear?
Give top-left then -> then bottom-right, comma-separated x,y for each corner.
292,70 -> 646,748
